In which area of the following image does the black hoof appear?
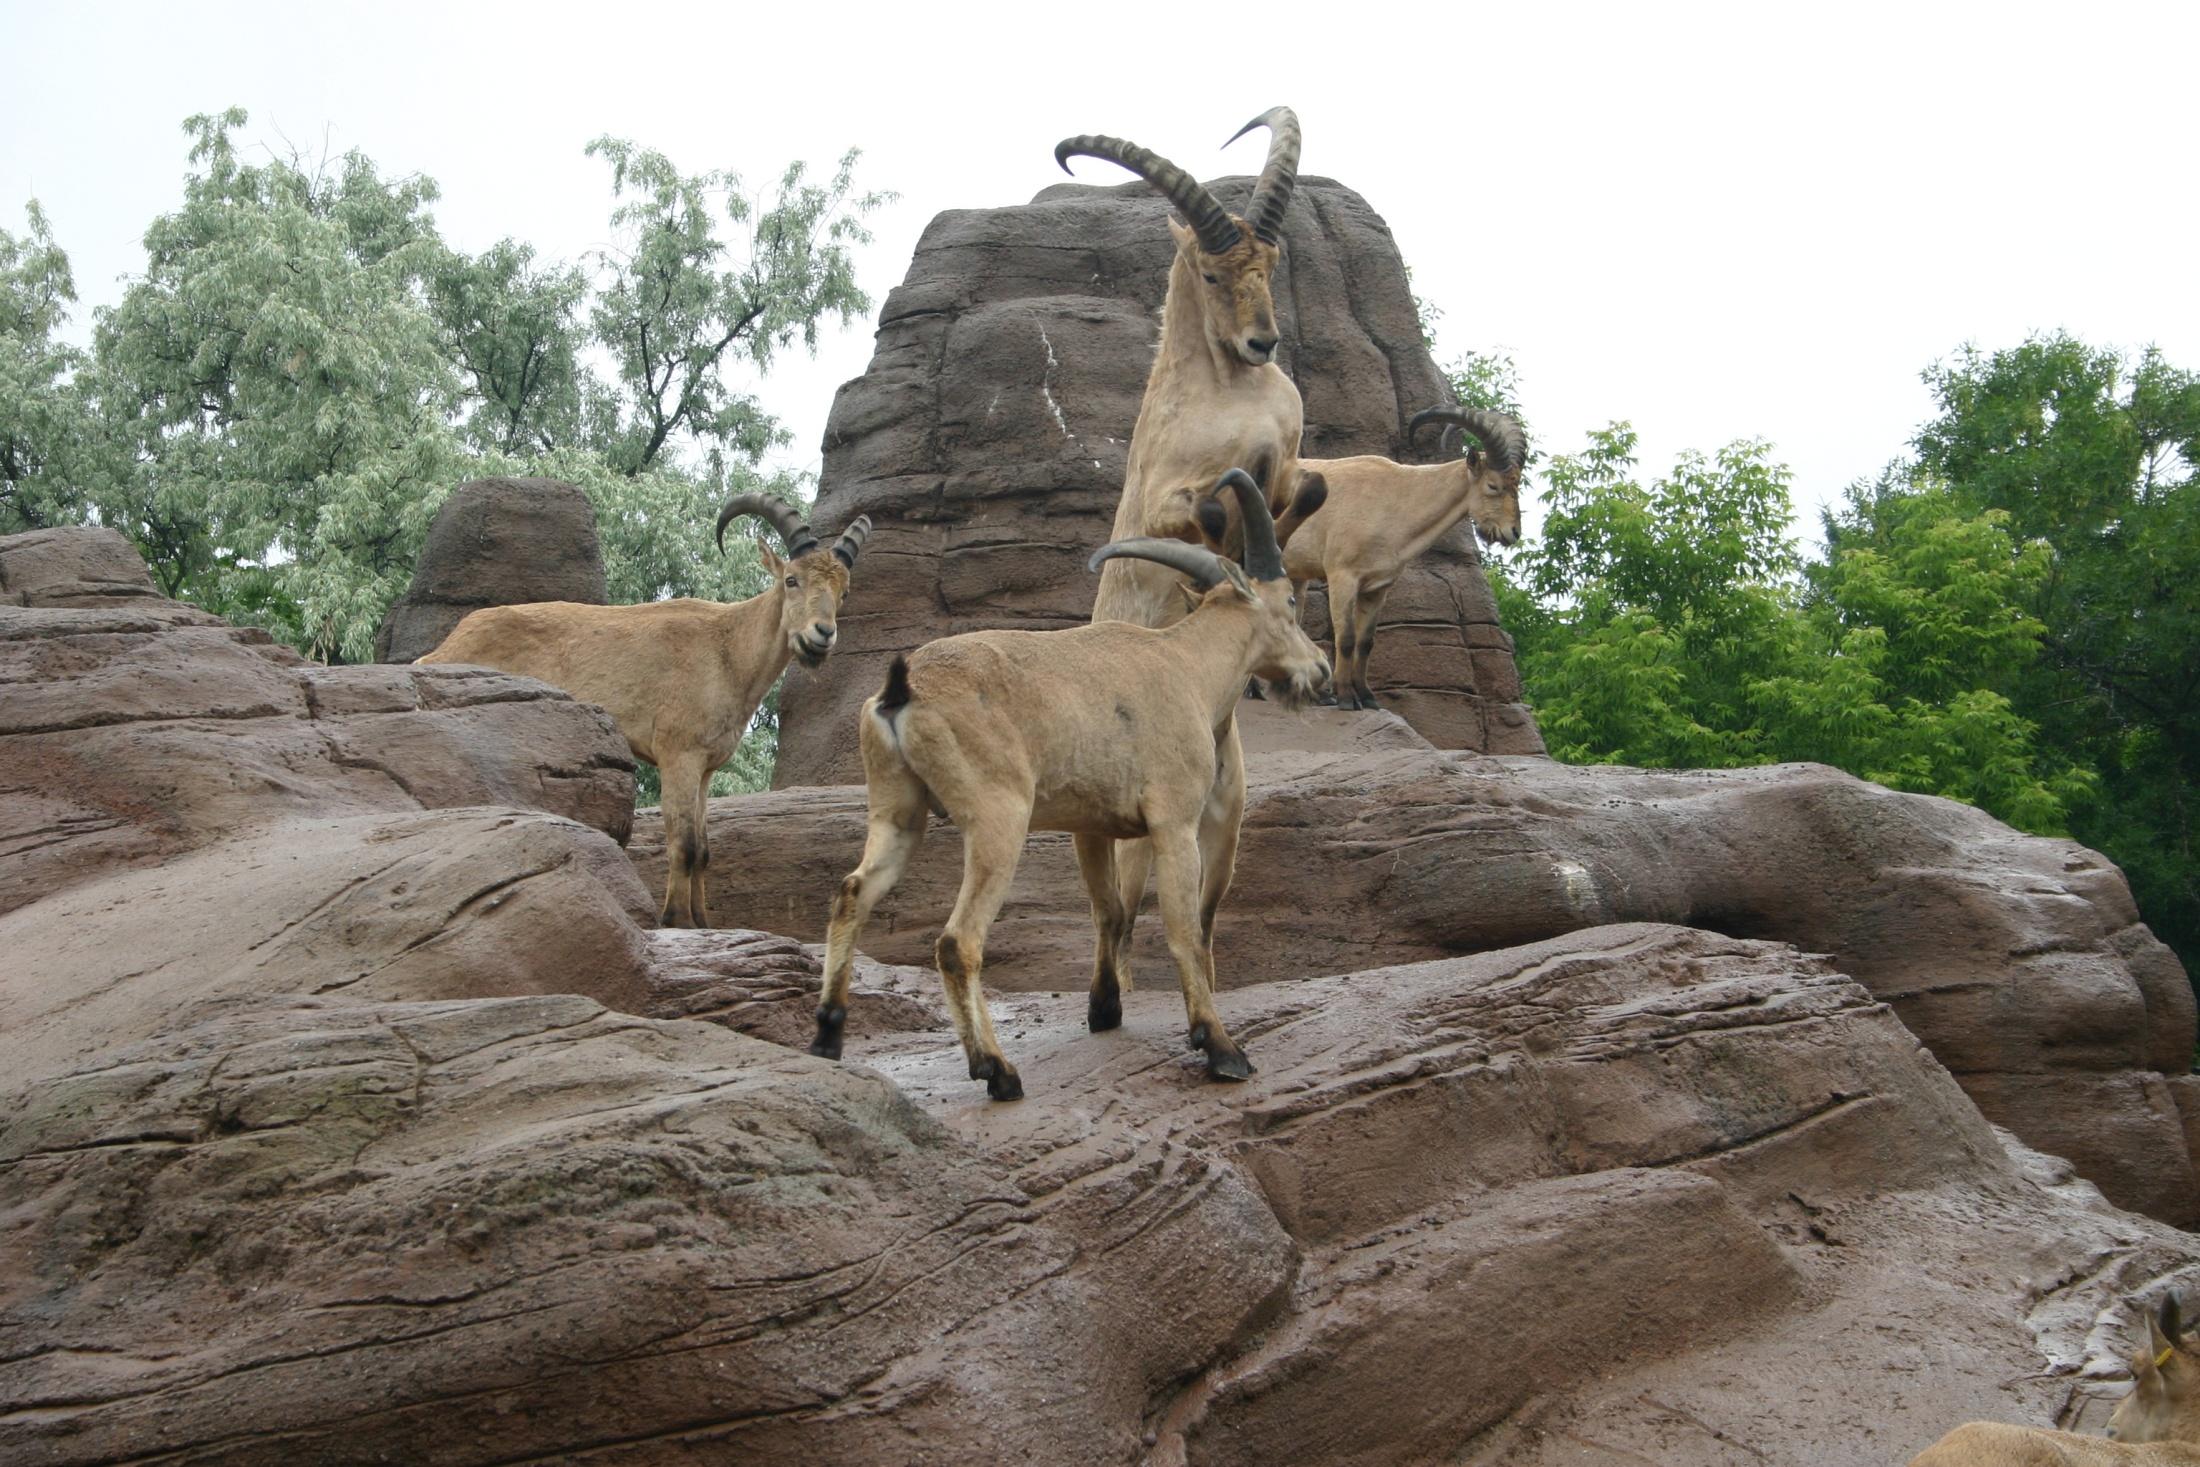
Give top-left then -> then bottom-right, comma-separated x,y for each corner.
1354,692 -> 1381,711
1244,678 -> 1267,701
1089,985 -> 1123,1033
973,1054 -> 1024,1101
1316,689 -> 1340,708
809,1004 -> 846,1060
1205,1047 -> 1255,1082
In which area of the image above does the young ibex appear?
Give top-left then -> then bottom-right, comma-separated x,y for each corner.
419,494 -> 869,929
810,471 -> 1328,1099
1284,406 -> 1527,710
1910,1296 -> 2200,1465
1056,108 -> 1319,1010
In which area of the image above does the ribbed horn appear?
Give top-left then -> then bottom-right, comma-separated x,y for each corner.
1088,536 -> 1233,592
1408,407 -> 1527,475
1213,467 -> 1287,581
1223,106 -> 1301,245
1056,132 -> 1242,255
716,492 -> 818,559
830,515 -> 872,569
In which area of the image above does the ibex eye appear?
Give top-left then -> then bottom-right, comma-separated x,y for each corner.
1203,273 -> 1219,285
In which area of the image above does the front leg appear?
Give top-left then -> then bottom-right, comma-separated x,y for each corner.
1150,821 -> 1251,1082
1350,584 -> 1392,711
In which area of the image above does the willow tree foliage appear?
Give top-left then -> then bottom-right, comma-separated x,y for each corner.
0,110 -> 885,791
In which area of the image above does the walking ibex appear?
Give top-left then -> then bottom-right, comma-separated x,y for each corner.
420,494 -> 870,928
1286,406 -> 1527,709
811,472 -> 1328,1098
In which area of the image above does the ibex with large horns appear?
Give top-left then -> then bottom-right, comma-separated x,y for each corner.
811,472 -> 1328,1098
1054,108 -> 1326,1036
1284,406 -> 1528,709
1909,1295 -> 2200,1464
420,493 -> 870,928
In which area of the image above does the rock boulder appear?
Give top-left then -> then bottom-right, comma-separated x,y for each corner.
773,175 -> 1542,787
634,702 -> 2198,1226
372,476 -> 608,664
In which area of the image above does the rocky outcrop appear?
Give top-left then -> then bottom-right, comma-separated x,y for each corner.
0,525 -> 636,922
372,476 -> 608,663
7,526 -> 2200,1465
9,905 -> 2199,1465
772,175 -> 1542,787
634,702 -> 2199,1227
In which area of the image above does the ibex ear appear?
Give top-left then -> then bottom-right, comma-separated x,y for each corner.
755,537 -> 785,575
1219,560 -> 1256,601
1466,444 -> 1485,471
1166,216 -> 1195,252
1175,583 -> 1203,615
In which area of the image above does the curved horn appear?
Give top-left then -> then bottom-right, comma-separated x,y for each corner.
1213,467 -> 1287,581
1088,536 -> 1233,592
1056,132 -> 1242,255
830,514 -> 872,569
1223,106 -> 1301,245
717,492 -> 818,559
1408,407 -> 1527,475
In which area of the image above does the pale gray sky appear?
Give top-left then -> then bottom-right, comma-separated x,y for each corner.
6,0 -> 2195,543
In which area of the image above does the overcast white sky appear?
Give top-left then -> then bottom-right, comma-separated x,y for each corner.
6,0 -> 2195,544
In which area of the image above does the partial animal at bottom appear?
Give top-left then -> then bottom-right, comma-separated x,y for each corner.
810,471 -> 1329,1099
1909,1296 -> 2200,1464
418,494 -> 870,928
1283,406 -> 1526,710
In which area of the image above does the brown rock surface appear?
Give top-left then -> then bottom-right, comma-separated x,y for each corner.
634,702 -> 2198,1226
8,526 -> 2200,1464
9,914 -> 2198,1466
372,475 -> 608,664
772,174 -> 1542,787
0,527 -> 637,921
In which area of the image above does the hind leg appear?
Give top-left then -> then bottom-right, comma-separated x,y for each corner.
686,760 -> 718,927
938,808 -> 1030,1100
1350,584 -> 1391,710
812,757 -> 930,1060
1074,834 -> 1129,1032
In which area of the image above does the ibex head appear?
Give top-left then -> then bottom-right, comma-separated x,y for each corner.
2108,1294 -> 2200,1444
716,493 -> 872,668
1409,407 -> 1528,547
1090,468 -> 1330,708
1057,107 -> 1301,368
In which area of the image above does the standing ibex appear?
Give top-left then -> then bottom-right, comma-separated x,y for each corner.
1285,406 -> 1527,709
1910,1297 -> 2200,1465
420,494 -> 869,929
811,472 -> 1328,1098
1055,108 -> 1318,1028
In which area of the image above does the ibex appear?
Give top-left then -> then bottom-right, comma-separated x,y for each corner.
419,494 -> 869,929
810,472 -> 1328,1098
1055,107 -> 1318,1025
1909,1296 -> 2200,1465
1283,406 -> 1526,709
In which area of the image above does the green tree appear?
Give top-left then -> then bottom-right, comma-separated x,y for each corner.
1897,335 -> 2200,971
584,138 -> 886,479
1497,424 -> 2085,832
0,201 -> 100,533
4,110 -> 886,792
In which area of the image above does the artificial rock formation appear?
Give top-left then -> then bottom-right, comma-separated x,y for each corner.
634,702 -> 2200,1227
6,525 -> 2200,1466
771,174 -> 1541,787
372,475 -> 608,664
